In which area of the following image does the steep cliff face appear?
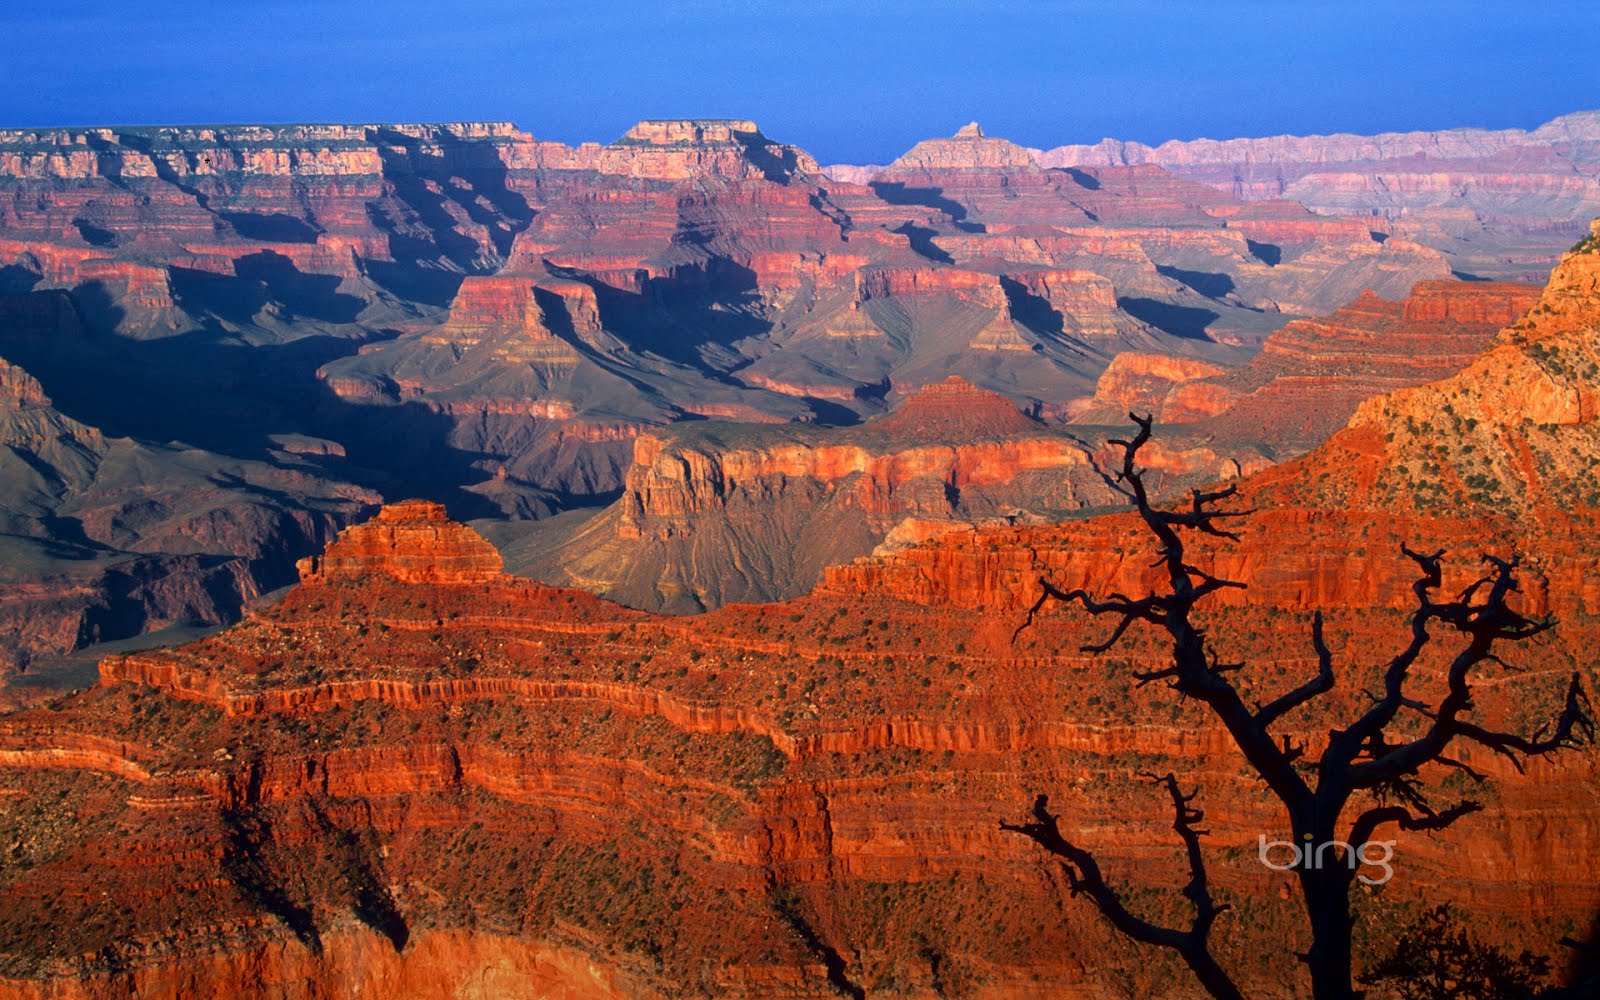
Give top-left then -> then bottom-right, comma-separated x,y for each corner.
0,490 -> 1595,998
1253,218 -> 1600,517
296,500 -> 503,585
0,354 -> 376,674
1074,279 -> 1542,454
1029,111 -> 1600,281
1000,268 -> 1125,337
0,112 -> 1584,685
1070,353 -> 1231,423
522,378 -> 1269,613
825,220 -> 1600,621
601,119 -> 821,181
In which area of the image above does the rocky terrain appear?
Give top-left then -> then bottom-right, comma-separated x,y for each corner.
495,275 -> 1543,615
1072,278 -> 1544,454
824,221 -> 1600,622
892,111 -> 1600,283
0,112 -> 1589,669
514,376 -> 1270,611
0,354 -> 375,674
0,220 -> 1597,997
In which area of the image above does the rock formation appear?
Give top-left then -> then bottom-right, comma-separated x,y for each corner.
0,353 -> 376,675
296,501 -> 504,585
866,375 -> 1042,438
1070,352 -> 1231,424
887,121 -> 1039,171
1073,278 -> 1543,454
1257,216 -> 1600,519
0,111 -> 1586,681
519,377 -> 1269,612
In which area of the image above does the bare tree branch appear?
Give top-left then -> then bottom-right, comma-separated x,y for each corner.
1142,772 -> 1232,942
1347,800 -> 1485,854
1255,611 -> 1336,729
1001,789 -> 1244,1000
1005,419 -> 1593,1000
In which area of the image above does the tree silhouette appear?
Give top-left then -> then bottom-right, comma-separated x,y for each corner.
1003,416 -> 1593,1000
1359,905 -> 1551,1000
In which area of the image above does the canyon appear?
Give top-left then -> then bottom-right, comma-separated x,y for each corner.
3,113 -> 1595,666
0,352 -> 375,674
1072,278 -> 1544,452
0,220 -> 1598,996
513,375 -> 1273,612
505,275 -> 1542,613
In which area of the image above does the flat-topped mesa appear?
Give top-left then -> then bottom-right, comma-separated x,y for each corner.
295,500 -> 504,585
886,123 -> 1039,172
600,118 -> 820,182
871,376 -> 1041,439
424,270 -> 607,362
0,122 -> 534,183
616,119 -> 763,145
1401,279 -> 1544,325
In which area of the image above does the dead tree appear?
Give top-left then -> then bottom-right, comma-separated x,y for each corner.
1003,415 -> 1592,1000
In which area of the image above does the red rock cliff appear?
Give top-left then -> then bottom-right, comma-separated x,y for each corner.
296,500 -> 504,585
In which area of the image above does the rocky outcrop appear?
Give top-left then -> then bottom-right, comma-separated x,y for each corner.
1070,353 -> 1230,423
0,352 -> 376,675
1253,217 -> 1600,516
601,119 -> 820,181
885,121 -> 1039,171
296,501 -> 503,585
1,456 -> 1595,999
426,275 -> 587,361
522,378 -> 1270,612
1002,268 -> 1125,337
868,375 -> 1041,438
1073,278 -> 1542,453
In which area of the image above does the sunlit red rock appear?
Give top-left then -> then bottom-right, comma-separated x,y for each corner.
1074,278 -> 1542,452
526,377 -> 1270,612
296,501 -> 504,585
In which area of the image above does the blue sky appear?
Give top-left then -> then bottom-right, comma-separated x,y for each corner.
2,1 -> 1596,162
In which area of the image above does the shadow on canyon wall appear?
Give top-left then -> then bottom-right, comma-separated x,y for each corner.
0,281 -> 506,520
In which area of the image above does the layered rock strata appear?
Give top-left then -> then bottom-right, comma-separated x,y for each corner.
1073,278 -> 1543,452
523,377 -> 1269,612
